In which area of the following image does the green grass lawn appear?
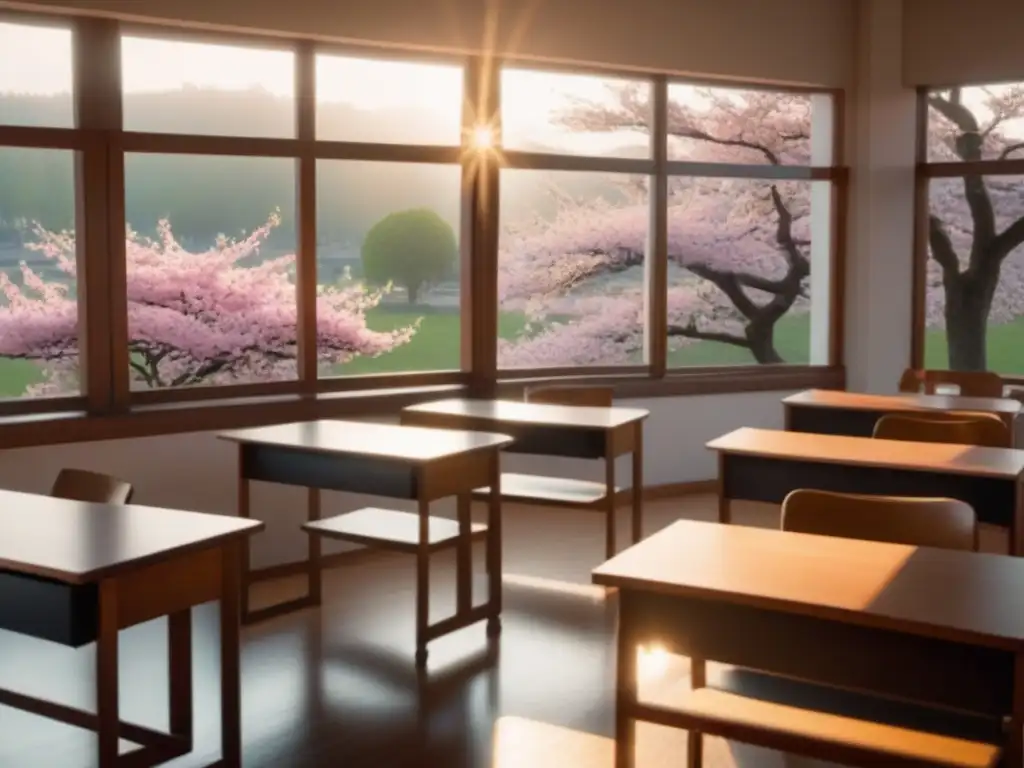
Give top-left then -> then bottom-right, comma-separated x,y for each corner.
2,308 -> 1020,398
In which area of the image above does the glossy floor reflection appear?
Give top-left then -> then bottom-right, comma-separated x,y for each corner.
0,495 -> 1008,767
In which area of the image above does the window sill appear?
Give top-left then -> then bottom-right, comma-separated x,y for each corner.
498,365 -> 845,399
0,366 -> 844,449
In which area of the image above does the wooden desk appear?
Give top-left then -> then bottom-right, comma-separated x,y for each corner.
593,520 -> 1024,767
219,420 -> 513,666
0,490 -> 262,768
708,427 -> 1024,555
784,389 -> 1021,437
400,398 -> 649,559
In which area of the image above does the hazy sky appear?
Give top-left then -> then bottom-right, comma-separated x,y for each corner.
0,21 -> 652,154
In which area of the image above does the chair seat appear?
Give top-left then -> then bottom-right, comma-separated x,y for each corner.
675,686 -> 1000,768
472,473 -> 616,506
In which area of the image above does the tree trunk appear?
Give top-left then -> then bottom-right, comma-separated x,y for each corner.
943,274 -> 994,371
745,320 -> 784,364
407,283 -> 420,305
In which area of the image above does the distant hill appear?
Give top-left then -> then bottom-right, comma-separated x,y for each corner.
0,88 -> 638,261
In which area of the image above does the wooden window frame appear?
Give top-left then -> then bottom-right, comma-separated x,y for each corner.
912,85 -> 1024,385
0,10 -> 848,447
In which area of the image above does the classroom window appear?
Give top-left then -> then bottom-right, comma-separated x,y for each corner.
121,35 -> 296,138
0,148 -> 78,397
315,54 -> 463,145
0,21 -> 73,129
500,69 -> 652,159
497,169 -> 649,369
666,84 -> 815,165
665,178 -> 820,367
123,153 -> 298,389
316,160 -> 462,376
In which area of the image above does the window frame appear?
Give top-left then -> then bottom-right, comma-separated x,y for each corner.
0,10 -> 847,446
912,84 -> 1024,382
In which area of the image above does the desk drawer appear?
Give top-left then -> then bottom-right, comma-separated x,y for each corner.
0,571 -> 97,647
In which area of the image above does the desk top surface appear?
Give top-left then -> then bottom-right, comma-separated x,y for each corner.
707,426 -> 1024,478
593,519 -> 1024,650
402,398 -> 649,429
220,419 -> 514,462
785,388 -> 1021,415
0,489 -> 263,583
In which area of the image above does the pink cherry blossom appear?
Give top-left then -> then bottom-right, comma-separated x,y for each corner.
0,213 -> 413,394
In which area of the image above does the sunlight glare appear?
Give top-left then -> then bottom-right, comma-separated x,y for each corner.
471,124 -> 495,149
638,644 -> 669,680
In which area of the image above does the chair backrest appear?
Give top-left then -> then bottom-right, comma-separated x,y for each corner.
873,411 -> 1011,448
781,488 -> 977,551
525,386 -> 614,408
50,468 -> 134,504
898,367 -> 1004,398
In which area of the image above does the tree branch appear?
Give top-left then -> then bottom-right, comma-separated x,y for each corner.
989,215 -> 1024,265
669,127 -> 781,165
667,321 -> 750,349
927,214 -> 961,275
999,141 -> 1024,160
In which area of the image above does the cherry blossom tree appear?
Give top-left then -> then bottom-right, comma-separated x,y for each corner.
0,213 -> 415,394
927,85 -> 1024,370
499,86 -> 813,368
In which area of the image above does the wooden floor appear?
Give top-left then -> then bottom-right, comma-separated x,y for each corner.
0,494 -> 1008,767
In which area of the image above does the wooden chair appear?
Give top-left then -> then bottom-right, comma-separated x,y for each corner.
781,488 -> 978,551
682,488 -> 989,768
898,368 -> 1004,398
471,386 -> 622,558
524,385 -> 613,408
873,411 -> 1011,448
50,468 -> 134,504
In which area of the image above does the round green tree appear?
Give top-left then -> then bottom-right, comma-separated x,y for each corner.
361,208 -> 458,305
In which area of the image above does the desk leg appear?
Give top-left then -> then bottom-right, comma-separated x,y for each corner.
168,608 -> 193,745
631,422 -> 644,545
605,455 -> 618,560
237,460 -> 252,621
717,453 -> 731,525
220,540 -> 243,767
1012,480 -> 1024,558
1009,653 -> 1024,768
97,579 -> 119,767
486,451 -> 502,638
456,493 -> 472,615
416,498 -> 431,670
308,488 -> 322,606
615,596 -> 637,768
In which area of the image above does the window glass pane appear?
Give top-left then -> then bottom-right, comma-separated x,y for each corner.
501,69 -> 651,158
928,85 -> 1024,163
317,161 -> 461,375
124,154 -> 297,389
926,176 -> 1024,373
316,55 -> 463,145
0,22 -> 73,128
666,178 -> 814,367
498,169 -> 648,369
121,36 -> 295,137
667,85 -> 815,165
0,148 -> 77,396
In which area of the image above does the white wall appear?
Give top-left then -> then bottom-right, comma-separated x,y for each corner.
0,391 -> 793,568
843,0 -> 917,394
6,0 -> 856,87
904,0 -> 1024,86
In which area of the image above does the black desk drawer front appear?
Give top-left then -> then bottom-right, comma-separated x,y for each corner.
722,453 -> 1015,528
788,405 -> 881,438
0,571 -> 97,647
240,444 -> 418,498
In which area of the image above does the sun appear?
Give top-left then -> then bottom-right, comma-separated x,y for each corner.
470,124 -> 495,149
